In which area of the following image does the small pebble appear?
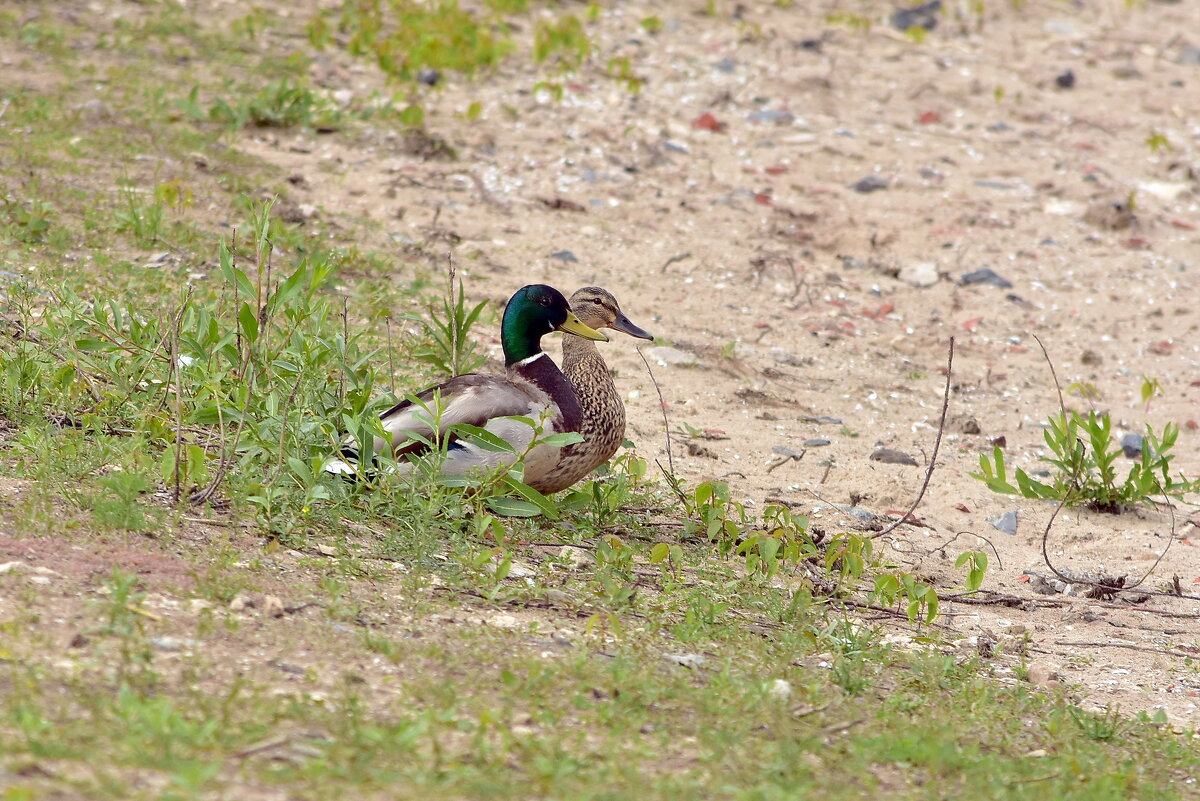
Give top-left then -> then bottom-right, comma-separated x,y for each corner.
987,510 -> 1018,535
803,438 -> 831,448
899,262 -> 939,287
890,0 -> 940,31
748,109 -> 795,125
1120,433 -> 1143,459
417,69 -> 441,86
549,250 -> 578,262
664,653 -> 706,669
836,505 -> 878,522
545,589 -> 572,606
870,448 -> 917,465
850,175 -> 888,193
961,268 -> 1013,289
1026,661 -> 1062,689
1054,70 -> 1076,89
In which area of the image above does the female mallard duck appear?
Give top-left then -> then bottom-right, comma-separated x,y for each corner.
328,284 -> 608,485
532,287 -> 655,494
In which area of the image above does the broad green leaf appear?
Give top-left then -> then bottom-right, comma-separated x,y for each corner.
238,302 -> 259,344
486,497 -> 542,517
500,475 -> 558,519
538,432 -> 585,448
449,423 -> 517,454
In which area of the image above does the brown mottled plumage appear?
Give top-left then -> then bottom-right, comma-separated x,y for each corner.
531,287 -> 654,494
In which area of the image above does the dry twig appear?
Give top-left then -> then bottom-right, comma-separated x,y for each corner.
870,336 -> 954,540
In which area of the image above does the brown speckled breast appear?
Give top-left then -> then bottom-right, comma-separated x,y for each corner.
527,349 -> 624,494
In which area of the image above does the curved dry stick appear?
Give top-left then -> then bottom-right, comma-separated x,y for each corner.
636,346 -> 675,478
870,336 -> 954,540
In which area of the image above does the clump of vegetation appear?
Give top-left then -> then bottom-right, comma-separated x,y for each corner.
311,0 -> 515,83
972,410 -> 1193,513
212,78 -> 344,129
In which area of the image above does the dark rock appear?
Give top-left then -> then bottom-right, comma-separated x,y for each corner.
1080,349 -> 1102,366
714,57 -> 736,73
1120,433 -> 1143,459
1054,70 -> 1076,89
417,69 -> 441,86
961,268 -> 1013,289
803,438 -> 831,447
549,250 -> 579,262
850,175 -> 889,193
870,448 -> 917,465
960,417 -> 981,435
890,0 -> 941,31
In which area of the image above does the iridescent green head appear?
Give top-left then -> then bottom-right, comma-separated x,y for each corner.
501,285 -> 607,365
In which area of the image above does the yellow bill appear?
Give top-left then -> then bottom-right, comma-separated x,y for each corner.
559,311 -> 609,342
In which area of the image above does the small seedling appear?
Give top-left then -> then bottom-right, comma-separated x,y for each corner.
955,550 -> 988,592
1145,130 -> 1171,153
1140,376 -> 1161,410
407,267 -> 488,378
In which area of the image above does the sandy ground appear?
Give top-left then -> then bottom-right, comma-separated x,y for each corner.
8,0 -> 1200,725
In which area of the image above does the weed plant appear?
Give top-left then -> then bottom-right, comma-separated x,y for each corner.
972,410 -> 1194,512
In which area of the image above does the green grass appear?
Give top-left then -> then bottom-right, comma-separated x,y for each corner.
3,575 -> 1196,800
1,1 -> 1199,799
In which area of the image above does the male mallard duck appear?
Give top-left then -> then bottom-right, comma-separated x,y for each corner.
327,284 -> 608,485
531,287 -> 655,494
